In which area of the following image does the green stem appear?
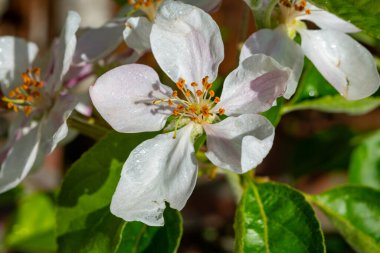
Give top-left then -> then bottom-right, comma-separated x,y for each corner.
67,115 -> 110,140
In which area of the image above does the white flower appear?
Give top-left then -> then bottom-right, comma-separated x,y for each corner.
71,0 -> 223,65
90,1 -> 290,226
0,11 -> 81,193
241,0 -> 380,100
123,0 -> 222,59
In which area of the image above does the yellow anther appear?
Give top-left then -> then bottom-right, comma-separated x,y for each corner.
214,97 -> 220,103
24,106 -> 32,116
185,90 -> 191,97
191,82 -> 198,87
172,109 -> 180,116
177,104 -> 185,111
202,76 -> 209,86
22,73 -> 31,84
168,99 -> 173,106
305,9 -> 311,15
8,90 -> 16,98
176,78 -> 185,90
218,108 -> 225,115
172,90 -> 178,97
32,67 -> 41,76
196,90 -> 203,97
209,90 -> 215,98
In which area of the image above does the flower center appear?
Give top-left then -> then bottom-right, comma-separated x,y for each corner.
279,0 -> 310,39
128,0 -> 162,21
1,68 -> 44,116
153,76 -> 225,138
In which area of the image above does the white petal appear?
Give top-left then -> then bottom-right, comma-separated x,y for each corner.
89,64 -> 172,133
299,29 -> 380,100
0,124 -> 40,193
298,4 -> 360,33
110,123 -> 197,226
46,11 -> 81,93
181,0 -> 222,12
39,94 -> 78,154
240,27 -> 304,99
124,17 -> 152,55
204,114 -> 274,174
0,36 -> 38,93
151,1 -> 224,86
73,20 -> 125,64
215,54 -> 289,115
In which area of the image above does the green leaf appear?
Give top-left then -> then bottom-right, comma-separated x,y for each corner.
289,126 -> 355,178
290,58 -> 338,104
349,131 -> 380,189
4,193 -> 56,253
312,186 -> 380,253
116,207 -> 182,253
57,131 -> 157,253
261,97 -> 284,126
283,95 -> 380,115
243,0 -> 278,28
235,181 -> 325,253
309,0 -> 380,39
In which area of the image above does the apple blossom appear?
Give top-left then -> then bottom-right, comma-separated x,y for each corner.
0,11 -> 81,193
241,0 -> 380,100
90,1 -> 290,226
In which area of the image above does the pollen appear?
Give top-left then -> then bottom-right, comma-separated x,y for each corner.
196,90 -> 203,97
176,78 -> 185,90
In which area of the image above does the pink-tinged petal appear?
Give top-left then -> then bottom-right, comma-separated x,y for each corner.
181,0 -> 222,13
151,1 -> 224,86
0,124 -> 40,193
298,4 -> 360,33
204,114 -> 274,174
46,11 -> 81,93
215,54 -> 289,115
240,27 -> 304,99
299,29 -> 380,100
0,36 -> 38,94
39,94 -> 78,154
111,123 -> 197,226
89,64 -> 172,133
73,20 -> 125,64
124,17 -> 152,55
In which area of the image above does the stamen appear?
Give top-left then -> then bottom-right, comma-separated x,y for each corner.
214,97 -> 220,103
196,90 -> 203,97
218,108 -> 225,115
1,68 -> 44,116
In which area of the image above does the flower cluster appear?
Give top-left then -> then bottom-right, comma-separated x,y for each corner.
0,0 -> 379,229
